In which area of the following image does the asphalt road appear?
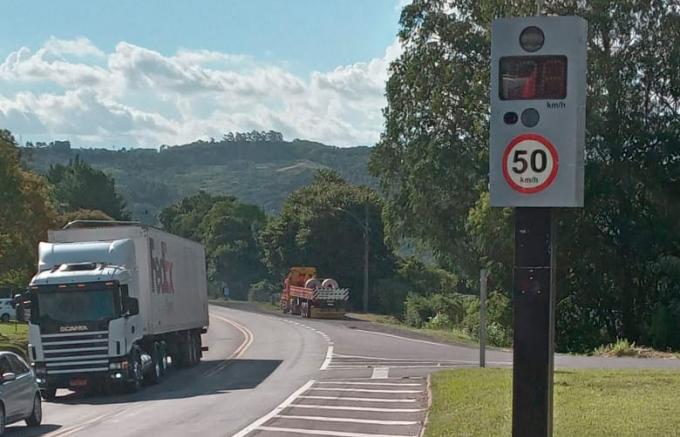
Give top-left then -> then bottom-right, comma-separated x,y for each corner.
7,304 -> 680,437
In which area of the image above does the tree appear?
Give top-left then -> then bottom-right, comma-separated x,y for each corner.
47,156 -> 130,220
371,0 -> 680,351
259,170 -> 395,310
0,130 -> 57,286
160,192 -> 267,300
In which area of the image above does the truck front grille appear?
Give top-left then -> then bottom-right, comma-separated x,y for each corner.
41,331 -> 110,374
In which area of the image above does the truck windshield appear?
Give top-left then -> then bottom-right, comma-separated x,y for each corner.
35,288 -> 119,324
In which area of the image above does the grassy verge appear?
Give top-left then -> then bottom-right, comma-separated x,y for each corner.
347,312 -> 477,346
0,322 -> 28,359
425,368 -> 680,437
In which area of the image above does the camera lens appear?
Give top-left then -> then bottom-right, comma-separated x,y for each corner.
519,26 -> 544,52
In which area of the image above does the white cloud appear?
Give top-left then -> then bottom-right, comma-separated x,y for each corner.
0,37 -> 402,148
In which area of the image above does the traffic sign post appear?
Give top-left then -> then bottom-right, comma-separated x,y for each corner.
489,15 -> 587,437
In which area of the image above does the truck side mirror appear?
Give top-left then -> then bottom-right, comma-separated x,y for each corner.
125,297 -> 139,316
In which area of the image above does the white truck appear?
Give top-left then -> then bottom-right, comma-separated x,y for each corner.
22,221 -> 209,399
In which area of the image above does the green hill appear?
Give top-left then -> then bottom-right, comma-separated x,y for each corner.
21,137 -> 374,224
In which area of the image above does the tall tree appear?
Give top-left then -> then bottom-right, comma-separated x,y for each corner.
371,0 -> 680,351
47,156 -> 130,220
259,170 -> 395,310
0,130 -> 57,286
160,191 -> 267,300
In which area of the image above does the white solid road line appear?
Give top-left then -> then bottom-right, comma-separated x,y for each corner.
298,395 -> 417,403
371,367 -> 389,379
289,405 -> 425,413
258,427 -> 418,437
202,313 -> 254,377
275,415 -> 420,426
318,381 -> 423,386
320,343 -> 334,370
348,329 -> 450,347
310,387 -> 422,393
232,380 -> 316,437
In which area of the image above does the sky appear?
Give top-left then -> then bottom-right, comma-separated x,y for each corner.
0,0 -> 406,148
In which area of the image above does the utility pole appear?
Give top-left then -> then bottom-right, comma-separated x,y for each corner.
363,200 -> 369,313
332,203 -> 370,313
479,269 -> 488,368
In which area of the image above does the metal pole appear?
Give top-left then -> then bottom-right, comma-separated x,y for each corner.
479,269 -> 488,368
363,201 -> 369,313
511,207 -> 555,437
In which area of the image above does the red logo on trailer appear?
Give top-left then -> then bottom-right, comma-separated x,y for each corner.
502,133 -> 559,194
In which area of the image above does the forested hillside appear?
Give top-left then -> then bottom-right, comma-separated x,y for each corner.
20,134 -> 374,223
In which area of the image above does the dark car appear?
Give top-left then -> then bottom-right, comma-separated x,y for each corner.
0,351 -> 42,434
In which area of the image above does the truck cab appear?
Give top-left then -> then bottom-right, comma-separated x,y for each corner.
26,240 -> 145,398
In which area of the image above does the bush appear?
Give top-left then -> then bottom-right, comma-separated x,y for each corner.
370,278 -> 411,317
248,280 -> 279,302
461,291 -> 512,347
404,293 -> 468,328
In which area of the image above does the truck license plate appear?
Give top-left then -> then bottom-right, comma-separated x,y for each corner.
70,378 -> 88,387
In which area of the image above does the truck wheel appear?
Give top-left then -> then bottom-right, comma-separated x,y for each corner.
0,314 -> 8,322
148,343 -> 163,384
41,387 -> 57,401
127,353 -> 143,392
194,333 -> 202,363
25,394 -> 42,427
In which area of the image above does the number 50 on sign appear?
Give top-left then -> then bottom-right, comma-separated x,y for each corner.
503,133 -> 559,194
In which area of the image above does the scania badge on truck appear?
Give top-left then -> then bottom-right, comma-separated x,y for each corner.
21,221 -> 209,399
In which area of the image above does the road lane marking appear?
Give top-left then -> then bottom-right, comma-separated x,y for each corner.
348,329 -> 450,346
202,313 -> 254,377
232,380 -> 316,437
310,388 -> 422,393
318,381 -> 422,386
371,367 -> 389,379
274,415 -> 420,425
46,408 -> 129,437
298,395 -> 417,403
258,427 -> 418,437
289,405 -> 425,412
320,343 -> 334,370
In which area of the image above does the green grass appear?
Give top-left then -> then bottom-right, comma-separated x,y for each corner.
0,322 -> 28,358
425,368 -> 680,437
347,312 -> 477,346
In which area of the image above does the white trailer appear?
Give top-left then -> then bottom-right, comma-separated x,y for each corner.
24,222 -> 209,398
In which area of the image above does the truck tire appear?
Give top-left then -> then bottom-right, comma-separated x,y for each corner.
148,342 -> 163,384
127,352 -> 143,392
41,387 -> 57,401
0,404 -> 5,435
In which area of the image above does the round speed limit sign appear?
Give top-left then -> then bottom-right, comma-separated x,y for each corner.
502,133 -> 559,194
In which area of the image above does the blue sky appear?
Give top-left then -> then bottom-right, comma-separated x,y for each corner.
0,1 -> 406,147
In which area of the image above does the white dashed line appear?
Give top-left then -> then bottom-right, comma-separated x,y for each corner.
317,381 -> 422,386
288,404 -> 425,413
309,387 -> 422,394
371,367 -> 389,379
257,427 -> 417,437
274,415 -> 420,426
298,395 -> 417,403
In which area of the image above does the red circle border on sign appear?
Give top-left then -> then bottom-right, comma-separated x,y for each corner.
502,133 -> 559,194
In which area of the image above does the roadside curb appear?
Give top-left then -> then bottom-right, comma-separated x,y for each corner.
419,373 -> 433,437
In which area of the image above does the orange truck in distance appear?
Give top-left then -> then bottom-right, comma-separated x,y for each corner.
280,267 -> 349,318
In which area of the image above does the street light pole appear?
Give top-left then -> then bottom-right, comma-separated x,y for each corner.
332,203 -> 370,313
363,201 -> 369,313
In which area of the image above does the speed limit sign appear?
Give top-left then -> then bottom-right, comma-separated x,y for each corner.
503,134 -> 558,194
489,16 -> 586,207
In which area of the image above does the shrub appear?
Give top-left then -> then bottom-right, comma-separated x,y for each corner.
248,280 -> 279,302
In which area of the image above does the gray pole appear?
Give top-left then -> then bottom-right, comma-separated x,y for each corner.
480,269 -> 488,368
363,200 -> 369,313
